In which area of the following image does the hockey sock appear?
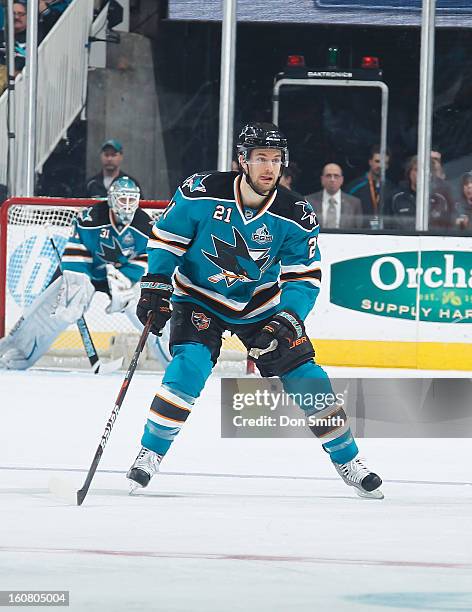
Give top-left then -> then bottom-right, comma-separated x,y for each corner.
281,361 -> 359,464
321,430 -> 358,464
141,343 -> 212,456
141,385 -> 196,456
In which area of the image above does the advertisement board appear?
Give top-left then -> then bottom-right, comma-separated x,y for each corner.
307,234 -> 472,369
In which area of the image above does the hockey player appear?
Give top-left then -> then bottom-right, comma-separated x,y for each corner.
127,123 -> 384,499
0,177 -> 155,370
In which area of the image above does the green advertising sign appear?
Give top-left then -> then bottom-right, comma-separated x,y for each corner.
330,251 -> 472,322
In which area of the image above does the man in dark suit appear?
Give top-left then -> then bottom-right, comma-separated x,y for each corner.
305,163 -> 362,230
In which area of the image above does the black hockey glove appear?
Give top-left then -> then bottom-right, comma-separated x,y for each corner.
248,311 -> 304,359
136,274 -> 173,336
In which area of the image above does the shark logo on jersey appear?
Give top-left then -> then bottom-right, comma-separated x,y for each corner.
203,227 -> 272,287
252,224 -> 273,244
295,201 -> 318,226
191,311 -> 211,331
182,173 -> 210,193
97,237 -> 133,267
79,207 -> 93,223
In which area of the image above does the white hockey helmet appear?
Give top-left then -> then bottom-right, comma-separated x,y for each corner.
108,176 -> 140,224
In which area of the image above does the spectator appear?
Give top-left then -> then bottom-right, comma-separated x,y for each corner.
0,1 -> 28,78
388,155 -> 452,231
0,0 -> 68,96
452,171 -> 472,233
346,144 -> 394,229
84,139 -> 142,198
279,161 -> 301,191
305,163 -> 362,230
431,146 -> 446,180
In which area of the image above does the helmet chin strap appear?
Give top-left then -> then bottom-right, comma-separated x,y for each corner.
241,163 -> 282,197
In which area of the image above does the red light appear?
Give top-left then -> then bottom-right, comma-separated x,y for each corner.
287,55 -> 305,67
362,56 -> 380,69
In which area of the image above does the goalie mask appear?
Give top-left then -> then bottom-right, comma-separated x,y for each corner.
236,122 -> 289,196
108,177 -> 140,225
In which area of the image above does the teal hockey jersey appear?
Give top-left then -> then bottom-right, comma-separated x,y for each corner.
62,201 -> 152,284
148,172 -> 322,324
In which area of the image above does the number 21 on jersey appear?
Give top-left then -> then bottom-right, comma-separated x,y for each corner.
213,205 -> 232,223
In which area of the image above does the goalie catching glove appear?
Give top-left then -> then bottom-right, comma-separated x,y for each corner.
248,310 -> 314,377
105,264 -> 139,314
136,274 -> 173,336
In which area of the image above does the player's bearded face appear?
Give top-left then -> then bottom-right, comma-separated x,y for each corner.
245,149 -> 282,194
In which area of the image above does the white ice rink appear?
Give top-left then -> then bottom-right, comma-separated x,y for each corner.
1,368 -> 471,612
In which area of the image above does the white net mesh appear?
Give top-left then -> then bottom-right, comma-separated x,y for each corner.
2,199 -> 249,372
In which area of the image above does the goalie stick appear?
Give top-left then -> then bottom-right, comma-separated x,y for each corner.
49,311 -> 154,505
47,233 -> 123,375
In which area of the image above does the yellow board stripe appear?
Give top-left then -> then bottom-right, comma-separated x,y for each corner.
51,331 -> 472,371
314,339 -> 472,371
51,331 -> 114,351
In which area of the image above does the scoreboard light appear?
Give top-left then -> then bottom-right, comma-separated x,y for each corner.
327,46 -> 340,69
286,55 -> 306,67
361,56 -> 380,69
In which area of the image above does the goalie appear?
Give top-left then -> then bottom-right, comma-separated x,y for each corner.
0,177 -> 164,370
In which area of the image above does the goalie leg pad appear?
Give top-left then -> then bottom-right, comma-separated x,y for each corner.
123,309 -> 172,366
52,271 -> 95,324
0,277 -> 80,370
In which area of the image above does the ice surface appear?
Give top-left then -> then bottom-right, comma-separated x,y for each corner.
0,368 -> 471,611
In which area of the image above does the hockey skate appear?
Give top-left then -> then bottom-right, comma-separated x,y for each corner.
126,447 -> 162,491
333,457 -> 384,499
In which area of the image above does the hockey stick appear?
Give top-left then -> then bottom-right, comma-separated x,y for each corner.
47,232 -> 123,374
49,311 -> 154,505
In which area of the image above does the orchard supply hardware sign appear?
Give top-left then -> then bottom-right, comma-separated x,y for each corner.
330,251 -> 472,323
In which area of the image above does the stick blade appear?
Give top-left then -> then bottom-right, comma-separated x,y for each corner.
48,476 -> 79,505
96,357 -> 124,375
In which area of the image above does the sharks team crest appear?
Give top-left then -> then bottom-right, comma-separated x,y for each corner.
182,173 -> 210,193
203,227 -> 273,287
295,201 -> 318,226
96,237 -> 134,266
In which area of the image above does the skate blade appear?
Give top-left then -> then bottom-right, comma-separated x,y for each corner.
356,487 -> 384,500
127,478 -> 144,494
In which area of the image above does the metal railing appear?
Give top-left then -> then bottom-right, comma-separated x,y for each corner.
0,0 -> 94,195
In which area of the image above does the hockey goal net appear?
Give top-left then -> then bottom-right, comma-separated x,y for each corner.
0,197 -> 250,371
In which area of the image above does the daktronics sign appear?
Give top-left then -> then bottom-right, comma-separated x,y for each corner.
330,252 -> 472,323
